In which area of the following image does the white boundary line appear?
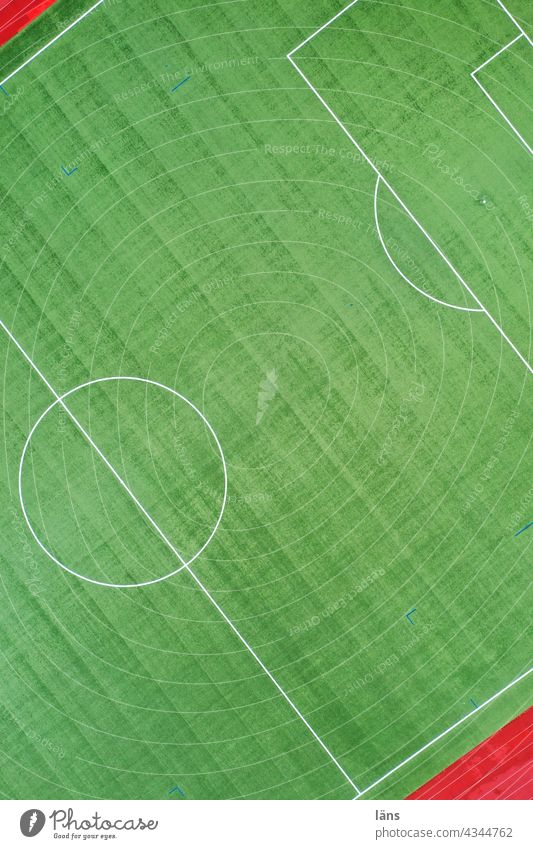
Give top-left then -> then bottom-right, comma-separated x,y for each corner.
288,0 -> 532,374
0,318 -> 359,793
0,0 -> 105,90
354,668 -> 532,798
471,32 -> 523,75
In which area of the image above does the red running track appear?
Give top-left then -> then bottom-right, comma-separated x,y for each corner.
0,0 -> 59,47
409,706 -> 533,800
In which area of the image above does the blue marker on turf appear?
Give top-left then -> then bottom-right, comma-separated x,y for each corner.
169,785 -> 186,798
171,75 -> 191,92
514,522 -> 533,537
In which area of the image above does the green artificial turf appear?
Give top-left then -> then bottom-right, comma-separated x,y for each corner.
0,0 -> 531,800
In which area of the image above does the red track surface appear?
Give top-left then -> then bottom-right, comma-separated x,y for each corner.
0,0 -> 59,47
409,706 -> 533,800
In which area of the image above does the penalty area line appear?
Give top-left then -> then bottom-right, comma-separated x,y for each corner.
471,33 -> 523,75
287,0 -> 362,58
496,0 -> 533,47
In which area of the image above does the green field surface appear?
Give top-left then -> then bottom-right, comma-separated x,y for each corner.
0,0 -> 531,800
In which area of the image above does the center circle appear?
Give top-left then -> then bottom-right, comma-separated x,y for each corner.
18,376 -> 227,589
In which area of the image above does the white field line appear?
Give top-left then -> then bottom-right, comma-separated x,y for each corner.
288,11 -> 533,374
184,565 -> 361,794
496,0 -> 533,47
470,72 -> 533,156
0,318 -> 359,793
470,29 -> 532,156
354,667 -> 532,798
373,176 -> 482,313
0,318 -> 189,573
288,0 -> 361,58
472,32 -> 523,75
0,0 -> 105,89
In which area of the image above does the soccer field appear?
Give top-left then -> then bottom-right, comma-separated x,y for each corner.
0,0 -> 531,800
